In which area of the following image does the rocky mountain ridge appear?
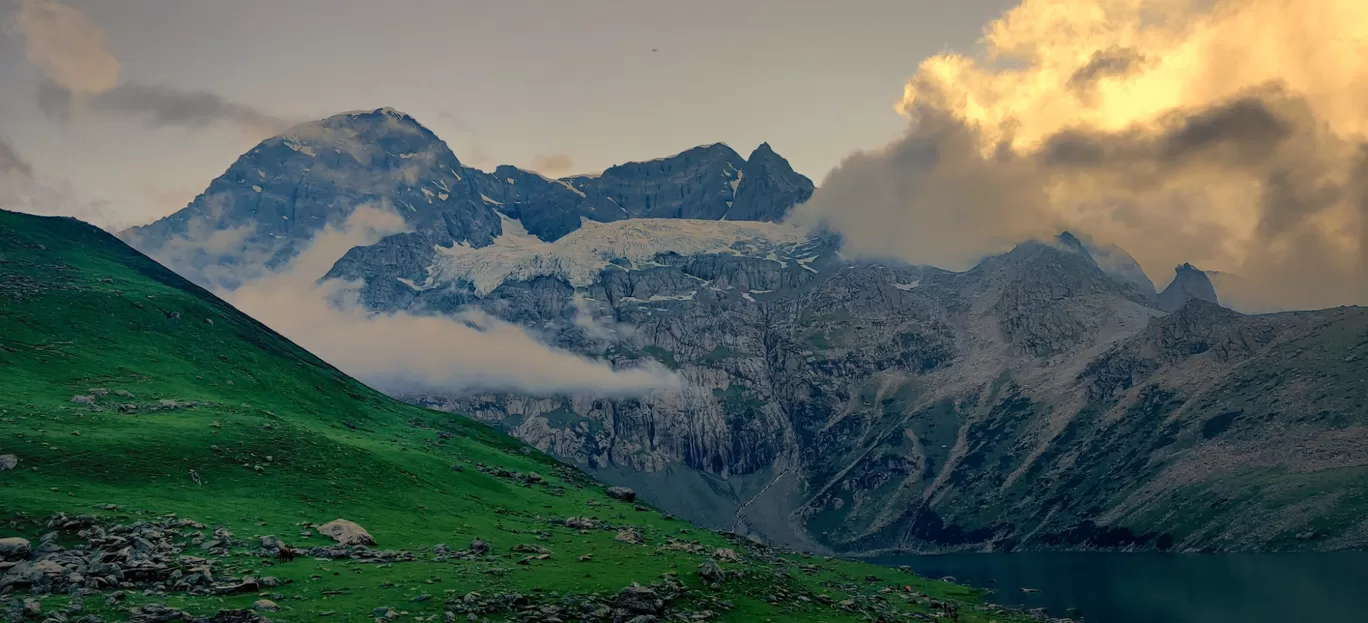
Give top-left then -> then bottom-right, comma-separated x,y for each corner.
124,108 -> 813,290
125,109 -> 1368,555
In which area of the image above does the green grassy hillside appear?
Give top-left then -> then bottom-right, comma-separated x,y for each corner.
0,209 -> 1031,622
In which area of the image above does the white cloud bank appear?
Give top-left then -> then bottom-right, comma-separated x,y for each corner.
221,206 -> 681,398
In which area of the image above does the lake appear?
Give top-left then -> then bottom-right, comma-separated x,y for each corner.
872,551 -> 1368,622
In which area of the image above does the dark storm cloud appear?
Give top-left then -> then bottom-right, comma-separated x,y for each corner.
37,80 -> 290,139
1068,47 -> 1146,91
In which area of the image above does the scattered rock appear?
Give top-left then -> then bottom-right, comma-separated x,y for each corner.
71,395 -> 96,406
252,599 -> 279,612
511,544 -> 550,555
606,486 -> 637,503
712,548 -> 740,562
208,610 -> 270,623
469,539 -> 490,555
614,584 -> 664,615
615,529 -> 644,545
316,519 -> 375,546
564,516 -> 598,530
0,454 -> 18,471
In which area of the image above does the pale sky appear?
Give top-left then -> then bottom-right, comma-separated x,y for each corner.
0,0 -> 1015,228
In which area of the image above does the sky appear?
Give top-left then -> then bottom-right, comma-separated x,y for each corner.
0,0 -> 1016,229
5,0 -> 1368,314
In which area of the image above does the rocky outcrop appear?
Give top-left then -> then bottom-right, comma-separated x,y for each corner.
1157,263 -> 1220,312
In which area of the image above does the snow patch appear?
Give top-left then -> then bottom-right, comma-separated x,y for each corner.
558,179 -> 587,198
284,140 -> 317,157
434,216 -> 808,295
621,292 -> 698,303
893,281 -> 921,291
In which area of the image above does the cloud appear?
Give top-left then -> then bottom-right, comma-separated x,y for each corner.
35,79 -> 291,141
0,139 -> 34,177
223,207 -> 680,398
0,137 -> 124,228
528,154 -> 575,177
792,0 -> 1368,312
92,83 -> 290,138
13,0 -> 119,95
15,0 -> 286,141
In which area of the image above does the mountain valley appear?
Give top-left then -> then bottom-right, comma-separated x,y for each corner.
123,108 -> 1368,557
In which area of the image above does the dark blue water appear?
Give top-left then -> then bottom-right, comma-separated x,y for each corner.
873,552 -> 1368,623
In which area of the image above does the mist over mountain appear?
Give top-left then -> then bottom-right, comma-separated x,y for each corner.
124,108 -> 1368,555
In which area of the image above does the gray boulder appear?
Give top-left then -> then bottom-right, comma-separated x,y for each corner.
0,537 -> 30,560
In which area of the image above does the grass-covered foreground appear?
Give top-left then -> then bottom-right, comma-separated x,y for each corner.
0,209 -> 1036,622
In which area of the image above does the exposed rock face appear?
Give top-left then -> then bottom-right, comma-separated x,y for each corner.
130,111 -> 1368,555
399,232 -> 1368,555
1157,263 -> 1220,312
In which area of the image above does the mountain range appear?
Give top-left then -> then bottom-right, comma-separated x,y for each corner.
2,207 -> 1026,623
125,108 -> 1368,555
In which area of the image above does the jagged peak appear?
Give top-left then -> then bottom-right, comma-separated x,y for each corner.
594,142 -> 745,177
1055,231 -> 1090,256
1157,262 -> 1220,312
331,106 -> 413,119
743,141 -> 806,177
275,107 -> 437,145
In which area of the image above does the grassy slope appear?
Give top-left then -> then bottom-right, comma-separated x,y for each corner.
0,210 -> 1029,622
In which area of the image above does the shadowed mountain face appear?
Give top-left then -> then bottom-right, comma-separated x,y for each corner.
126,110 -> 1368,555
1157,263 -> 1220,312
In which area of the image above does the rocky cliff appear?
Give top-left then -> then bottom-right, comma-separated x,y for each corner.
127,110 -> 1368,555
